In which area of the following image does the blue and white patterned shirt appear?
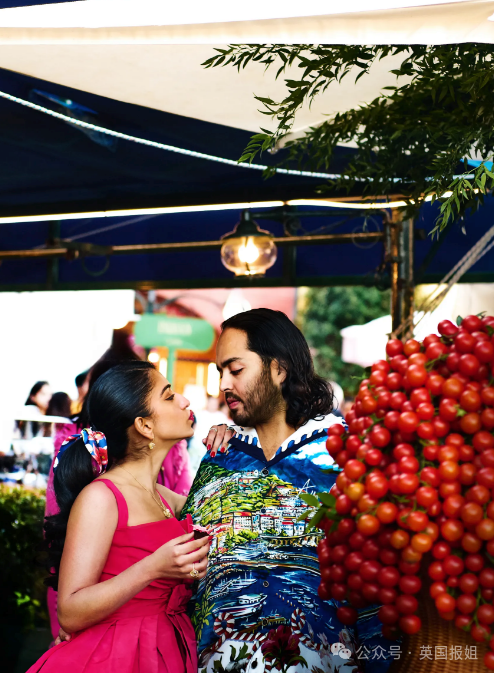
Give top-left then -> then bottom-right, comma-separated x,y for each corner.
182,414 -> 393,673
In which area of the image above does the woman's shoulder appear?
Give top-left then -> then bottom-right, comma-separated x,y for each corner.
72,479 -> 119,520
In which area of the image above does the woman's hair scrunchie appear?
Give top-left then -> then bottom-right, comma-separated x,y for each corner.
54,427 -> 108,475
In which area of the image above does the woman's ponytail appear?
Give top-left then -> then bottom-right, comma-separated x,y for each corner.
44,438 -> 94,589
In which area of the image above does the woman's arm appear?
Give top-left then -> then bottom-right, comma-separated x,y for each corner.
57,482 -> 209,633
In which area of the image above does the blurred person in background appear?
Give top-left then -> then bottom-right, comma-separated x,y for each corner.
46,332 -> 192,642
187,394 -> 229,477
71,371 -> 89,415
16,381 -> 52,438
46,393 -> 72,420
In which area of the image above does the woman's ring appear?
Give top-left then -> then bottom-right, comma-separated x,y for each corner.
190,564 -> 199,579
212,427 -> 218,432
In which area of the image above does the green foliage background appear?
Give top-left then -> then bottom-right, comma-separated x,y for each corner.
298,286 -> 390,399
0,486 -> 48,669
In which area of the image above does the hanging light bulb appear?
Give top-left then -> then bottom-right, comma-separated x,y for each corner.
220,211 -> 277,276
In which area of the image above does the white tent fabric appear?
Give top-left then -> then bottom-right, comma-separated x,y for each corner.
0,1 -> 492,133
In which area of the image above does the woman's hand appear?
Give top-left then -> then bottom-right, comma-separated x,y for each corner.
147,532 -> 210,581
203,424 -> 236,457
55,626 -> 72,645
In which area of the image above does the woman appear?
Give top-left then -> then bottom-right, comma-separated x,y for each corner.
29,360 -> 209,673
17,381 -> 52,438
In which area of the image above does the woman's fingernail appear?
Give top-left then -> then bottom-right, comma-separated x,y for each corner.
220,446 -> 226,453
207,444 -> 212,452
211,450 -> 217,457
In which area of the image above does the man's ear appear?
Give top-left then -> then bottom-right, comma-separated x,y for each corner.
271,359 -> 287,385
134,416 -> 154,440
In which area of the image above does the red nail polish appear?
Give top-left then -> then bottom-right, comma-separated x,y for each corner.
207,444 -> 212,451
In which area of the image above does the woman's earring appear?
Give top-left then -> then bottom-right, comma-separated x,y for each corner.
149,441 -> 155,450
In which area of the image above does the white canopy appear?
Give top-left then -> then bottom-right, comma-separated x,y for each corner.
0,1 -> 492,134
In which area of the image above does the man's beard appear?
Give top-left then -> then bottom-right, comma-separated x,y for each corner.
227,364 -> 285,427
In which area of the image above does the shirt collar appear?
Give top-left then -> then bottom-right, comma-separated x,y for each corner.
229,413 -> 343,455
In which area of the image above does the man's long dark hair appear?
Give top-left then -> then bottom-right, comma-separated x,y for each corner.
222,308 -> 333,427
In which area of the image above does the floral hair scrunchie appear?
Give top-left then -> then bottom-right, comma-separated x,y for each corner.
54,427 -> 108,475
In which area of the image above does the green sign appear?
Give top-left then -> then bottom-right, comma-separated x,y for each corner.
134,315 -> 215,352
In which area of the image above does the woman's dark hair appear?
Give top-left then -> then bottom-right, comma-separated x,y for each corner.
44,360 -> 156,589
46,392 -> 72,419
222,308 -> 333,427
17,381 -> 50,437
25,380 -> 49,406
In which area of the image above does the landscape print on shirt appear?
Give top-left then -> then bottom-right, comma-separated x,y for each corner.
182,423 -> 391,673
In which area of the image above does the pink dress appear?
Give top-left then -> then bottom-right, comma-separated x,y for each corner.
30,480 -> 197,673
45,427 -> 193,640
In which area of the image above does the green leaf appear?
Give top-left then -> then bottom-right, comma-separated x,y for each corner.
299,493 -> 320,507
456,315 -> 463,326
317,492 -> 336,507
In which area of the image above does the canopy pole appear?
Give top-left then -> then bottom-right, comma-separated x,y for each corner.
390,212 -> 415,338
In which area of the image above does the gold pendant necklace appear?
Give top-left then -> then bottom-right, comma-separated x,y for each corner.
119,466 -> 172,519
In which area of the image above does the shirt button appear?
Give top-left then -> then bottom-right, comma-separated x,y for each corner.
261,468 -> 269,477
263,580 -> 269,587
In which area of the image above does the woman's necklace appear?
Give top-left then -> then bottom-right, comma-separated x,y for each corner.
119,466 -> 172,519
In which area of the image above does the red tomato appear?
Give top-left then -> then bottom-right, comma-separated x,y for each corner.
458,353 -> 481,377
474,340 -> 494,363
376,502 -> 398,524
427,374 -> 445,395
432,417 -> 450,438
378,604 -> 400,625
460,389 -> 482,412
386,339 -> 404,357
439,398 -> 459,421
441,519 -> 464,542
443,555 -> 464,576
396,594 -> 418,615
446,352 -> 461,372
430,581 -> 448,598
455,331 -> 476,353
390,392 -> 407,410
398,411 -> 419,433
344,459 -> 366,480
407,364 -> 428,387
482,408 -> 494,430
379,587 -> 398,605
407,511 -> 429,532
369,426 -> 391,448
438,320 -> 458,337
465,553 -> 485,573
466,484 -> 491,505
404,339 -> 421,356
399,473 -> 420,494
378,566 -> 400,587
476,518 -> 494,540
482,387 -> 494,406
461,502 -> 483,525
416,486 -> 438,508
435,593 -> 456,612
439,461 -> 460,482
460,412 -> 482,435
480,568 -> 494,588
457,593 -> 477,614
357,514 -> 380,537
478,605 -> 494,625
336,606 -> 358,626
474,431 -> 494,452
462,315 -> 483,333
438,445 -> 460,462
471,624 -> 491,643
399,615 -> 422,634
421,466 -> 441,487
399,575 -> 422,595
366,477 -> 389,499
408,353 -> 428,367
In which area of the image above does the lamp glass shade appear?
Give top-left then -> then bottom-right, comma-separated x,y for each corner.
220,211 -> 277,276
221,235 -> 277,276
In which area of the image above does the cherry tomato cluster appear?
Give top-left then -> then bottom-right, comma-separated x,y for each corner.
317,314 -> 494,669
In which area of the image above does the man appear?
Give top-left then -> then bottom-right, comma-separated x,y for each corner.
71,370 -> 89,415
182,309 -> 389,673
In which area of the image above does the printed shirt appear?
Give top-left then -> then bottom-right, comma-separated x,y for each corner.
182,414 -> 394,673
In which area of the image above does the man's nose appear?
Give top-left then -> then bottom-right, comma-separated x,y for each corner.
219,373 -> 232,392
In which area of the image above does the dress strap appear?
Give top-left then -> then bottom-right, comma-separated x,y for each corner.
98,479 -> 129,528
157,490 -> 175,518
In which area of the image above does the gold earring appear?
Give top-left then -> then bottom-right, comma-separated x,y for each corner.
149,441 -> 155,450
